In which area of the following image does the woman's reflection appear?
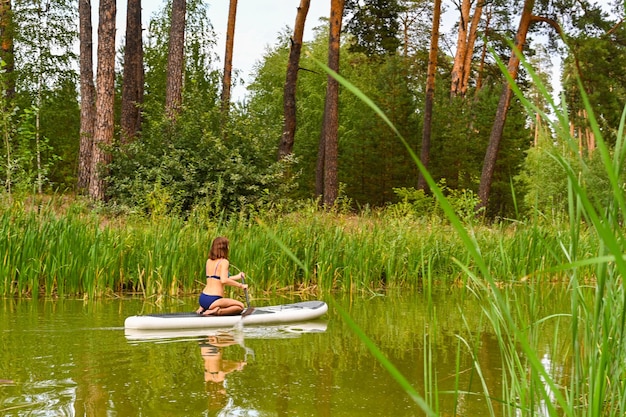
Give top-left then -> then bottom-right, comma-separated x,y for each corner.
201,334 -> 247,383
200,333 -> 247,413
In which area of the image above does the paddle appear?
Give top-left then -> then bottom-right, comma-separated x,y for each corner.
240,272 -> 254,317
231,264 -> 253,317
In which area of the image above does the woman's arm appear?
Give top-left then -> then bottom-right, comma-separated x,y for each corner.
230,272 -> 244,281
219,261 -> 247,288
225,277 -> 246,289
225,274 -> 247,289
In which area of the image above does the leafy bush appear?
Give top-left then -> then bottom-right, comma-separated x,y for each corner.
390,181 -> 481,222
107,105 -> 298,217
518,132 -> 626,222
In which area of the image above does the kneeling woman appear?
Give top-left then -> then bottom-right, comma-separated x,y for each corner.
196,236 -> 248,316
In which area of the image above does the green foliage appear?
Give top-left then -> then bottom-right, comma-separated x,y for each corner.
0,81 -> 70,195
427,86 -> 531,218
518,135 -> 571,220
0,104 -> 23,194
339,54 -> 421,205
143,0 -> 220,110
391,186 -> 435,217
0,0 -> 80,193
3,87 -> 79,194
247,28 -> 424,206
107,1 -> 297,217
0,200 -> 208,298
40,79 -> 80,189
16,106 -> 49,191
245,19 -> 532,217
13,0 -> 78,94
562,6 -> 626,147
344,0 -> 402,56
107,103 -> 298,217
391,181 -> 482,222
246,29 -> 323,200
518,132 -> 626,222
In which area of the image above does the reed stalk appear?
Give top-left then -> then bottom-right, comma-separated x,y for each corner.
301,40 -> 626,415
0,196 -> 601,299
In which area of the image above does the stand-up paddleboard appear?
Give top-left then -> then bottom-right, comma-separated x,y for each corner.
124,300 -> 328,330
125,320 -> 328,341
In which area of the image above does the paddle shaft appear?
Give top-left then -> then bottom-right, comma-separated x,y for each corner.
231,264 -> 252,316
232,264 -> 251,309
241,274 -> 250,309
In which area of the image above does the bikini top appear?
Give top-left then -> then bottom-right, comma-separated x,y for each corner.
207,259 -> 224,280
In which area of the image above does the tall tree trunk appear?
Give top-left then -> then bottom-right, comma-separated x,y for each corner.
473,7 -> 491,97
88,0 -> 116,201
0,0 -> 14,99
221,0 -> 237,121
417,0 -> 441,191
316,0 -> 344,206
278,0 -> 310,160
77,0 -> 95,191
449,0 -> 470,97
459,0 -> 483,96
165,0 -> 186,120
120,0 -> 144,144
477,0 -> 560,212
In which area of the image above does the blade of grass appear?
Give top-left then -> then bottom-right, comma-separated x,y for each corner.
332,300 -> 437,417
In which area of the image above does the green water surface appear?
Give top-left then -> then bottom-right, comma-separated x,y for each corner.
0,289 -> 569,416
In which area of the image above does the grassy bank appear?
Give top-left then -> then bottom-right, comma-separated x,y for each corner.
0,195 -> 598,299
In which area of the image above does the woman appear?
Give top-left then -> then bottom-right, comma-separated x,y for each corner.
196,236 -> 248,316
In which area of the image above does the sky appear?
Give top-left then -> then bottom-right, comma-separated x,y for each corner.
127,0 -> 331,101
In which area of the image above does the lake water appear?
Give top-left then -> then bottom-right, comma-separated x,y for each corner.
0,288 -> 569,416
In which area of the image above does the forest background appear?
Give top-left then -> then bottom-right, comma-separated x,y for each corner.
0,0 -> 623,220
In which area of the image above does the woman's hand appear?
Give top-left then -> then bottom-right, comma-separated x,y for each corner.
236,272 -> 247,289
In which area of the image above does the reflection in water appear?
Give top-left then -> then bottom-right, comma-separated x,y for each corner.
199,332 -> 251,415
1,293 -> 576,416
535,352 -> 564,417
201,334 -> 248,384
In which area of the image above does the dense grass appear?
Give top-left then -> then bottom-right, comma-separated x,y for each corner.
304,41 -> 626,416
0,199 -> 207,298
450,47 -> 626,417
0,194 -> 599,300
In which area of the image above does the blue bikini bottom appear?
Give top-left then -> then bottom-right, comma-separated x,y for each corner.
199,293 -> 222,310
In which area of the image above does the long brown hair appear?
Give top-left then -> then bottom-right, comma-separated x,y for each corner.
209,237 -> 229,260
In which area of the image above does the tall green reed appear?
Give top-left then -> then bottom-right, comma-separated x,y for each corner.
305,36 -> 625,415
0,203 -> 211,299
0,194 -> 600,301
497,41 -> 626,416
